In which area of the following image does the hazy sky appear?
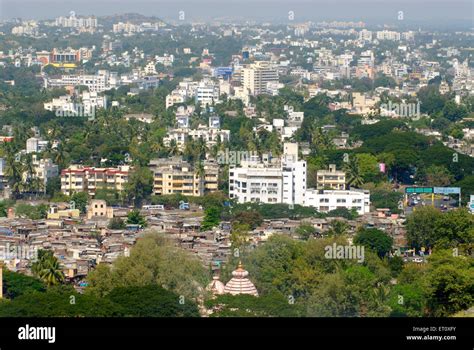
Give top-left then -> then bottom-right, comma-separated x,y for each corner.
0,0 -> 472,25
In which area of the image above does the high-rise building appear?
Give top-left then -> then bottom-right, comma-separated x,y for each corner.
229,143 -> 306,205
242,61 -> 279,96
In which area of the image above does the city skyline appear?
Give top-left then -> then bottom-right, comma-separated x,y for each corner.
0,0 -> 473,26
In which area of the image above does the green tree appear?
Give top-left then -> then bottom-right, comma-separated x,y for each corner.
2,269 -> 46,299
125,166 -> 153,207
46,176 -> 61,198
355,153 -> 380,183
108,217 -> 126,229
126,210 -> 146,227
231,211 -> 263,230
200,206 -> 221,231
344,156 -> 364,188
206,293 -> 303,317
296,223 -> 317,241
432,208 -> 474,248
85,233 -> 209,301
71,192 -> 89,214
406,206 -> 443,250
0,287 -> 119,317
354,228 -> 393,258
423,165 -> 454,187
425,249 -> 474,316
326,220 -> 349,236
107,285 -> 200,317
388,284 -> 426,317
31,250 -> 65,287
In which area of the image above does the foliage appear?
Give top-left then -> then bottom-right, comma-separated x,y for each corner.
406,206 -> 443,250
30,250 -> 65,286
2,269 -> 46,299
200,206 -> 221,231
206,293 -> 303,317
107,285 -> 200,317
14,203 -> 48,220
354,228 -> 393,258
296,223 -> 317,240
85,233 -> 209,300
125,166 -> 154,207
70,192 -> 89,214
108,217 -> 126,229
126,210 -> 147,227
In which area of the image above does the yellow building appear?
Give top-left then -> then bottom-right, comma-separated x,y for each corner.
61,165 -> 130,196
47,205 -> 80,219
317,164 -> 346,190
149,158 -> 218,197
87,199 -> 114,219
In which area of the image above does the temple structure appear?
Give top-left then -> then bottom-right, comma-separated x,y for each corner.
223,262 -> 258,297
207,262 -> 259,297
206,275 -> 225,295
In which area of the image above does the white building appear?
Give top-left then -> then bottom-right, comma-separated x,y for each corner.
163,116 -> 230,151
229,143 -> 307,205
358,29 -> 372,42
55,13 -> 97,28
44,91 -> 106,116
304,189 -> 370,215
33,157 -> 59,187
26,138 -> 48,154
196,79 -> 220,107
45,70 -> 118,93
376,30 -> 401,41
166,80 -> 198,109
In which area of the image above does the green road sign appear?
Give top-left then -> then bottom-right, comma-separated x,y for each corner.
405,187 -> 433,194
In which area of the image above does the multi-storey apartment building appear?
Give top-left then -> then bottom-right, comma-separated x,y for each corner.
55,14 -> 97,28
61,165 -> 130,196
316,164 -> 346,190
163,116 -> 230,151
304,189 -> 370,215
242,61 -> 279,96
149,158 -> 218,197
45,70 -> 118,93
32,158 -> 59,187
196,79 -> 220,107
229,143 -> 307,205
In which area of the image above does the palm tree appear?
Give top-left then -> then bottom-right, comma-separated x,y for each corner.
327,220 -> 349,236
195,161 -> 206,194
311,127 -> 333,151
344,156 -> 364,189
31,250 -> 65,286
53,144 -> 67,169
4,145 -> 24,199
22,153 -> 35,194
168,139 -> 180,157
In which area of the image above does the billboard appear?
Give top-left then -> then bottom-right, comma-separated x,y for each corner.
214,67 -> 233,79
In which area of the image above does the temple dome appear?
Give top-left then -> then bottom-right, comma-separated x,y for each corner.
224,262 -> 258,297
207,275 -> 225,295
